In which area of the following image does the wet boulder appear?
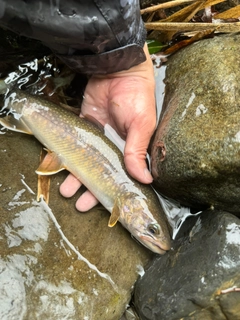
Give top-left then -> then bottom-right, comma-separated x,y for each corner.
0,130 -> 152,320
151,34 -> 240,214
134,210 -> 240,320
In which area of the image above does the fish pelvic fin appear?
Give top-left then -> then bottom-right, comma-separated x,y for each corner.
0,115 -> 33,134
108,198 -> 121,227
36,150 -> 66,175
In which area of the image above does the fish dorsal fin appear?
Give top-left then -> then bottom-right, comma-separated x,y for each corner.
36,150 -> 66,175
0,115 -> 33,134
108,198 -> 121,227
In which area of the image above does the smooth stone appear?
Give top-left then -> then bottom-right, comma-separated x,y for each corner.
151,34 -> 240,214
134,210 -> 240,319
0,129 -> 152,320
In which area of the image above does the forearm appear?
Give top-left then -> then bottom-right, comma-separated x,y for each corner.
0,0 -> 146,74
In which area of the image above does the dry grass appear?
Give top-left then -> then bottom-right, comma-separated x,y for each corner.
142,0 -> 240,47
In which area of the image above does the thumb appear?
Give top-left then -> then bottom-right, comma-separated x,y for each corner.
124,123 -> 154,184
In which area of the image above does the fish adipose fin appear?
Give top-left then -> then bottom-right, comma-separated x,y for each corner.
36,151 -> 66,175
0,115 -> 33,134
108,198 -> 121,227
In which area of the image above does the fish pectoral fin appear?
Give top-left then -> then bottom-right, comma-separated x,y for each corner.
0,115 -> 33,134
108,199 -> 121,227
36,151 -> 66,175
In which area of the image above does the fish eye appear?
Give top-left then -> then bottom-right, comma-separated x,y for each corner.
147,224 -> 160,236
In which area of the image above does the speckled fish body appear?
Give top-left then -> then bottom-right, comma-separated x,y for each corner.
0,89 -> 171,254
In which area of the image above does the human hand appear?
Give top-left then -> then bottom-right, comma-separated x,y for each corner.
59,43 -> 156,211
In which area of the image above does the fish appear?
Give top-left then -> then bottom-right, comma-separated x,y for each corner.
0,89 -> 171,254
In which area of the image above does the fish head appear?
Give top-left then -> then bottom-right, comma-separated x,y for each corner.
117,194 -> 171,254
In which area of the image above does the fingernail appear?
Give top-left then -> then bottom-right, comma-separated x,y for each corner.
144,168 -> 153,182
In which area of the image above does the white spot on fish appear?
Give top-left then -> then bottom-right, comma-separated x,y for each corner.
25,102 -> 49,114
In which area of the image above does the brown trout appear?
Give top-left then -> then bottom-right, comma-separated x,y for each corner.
0,89 -> 171,254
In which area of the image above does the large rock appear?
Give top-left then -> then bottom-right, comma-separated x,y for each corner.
134,210 -> 240,319
0,129 -> 152,320
151,34 -> 240,214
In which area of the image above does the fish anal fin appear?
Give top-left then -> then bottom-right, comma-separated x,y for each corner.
108,198 -> 121,227
36,151 -> 66,175
0,115 -> 33,134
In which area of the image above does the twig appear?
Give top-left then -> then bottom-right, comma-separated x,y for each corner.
221,286 -> 240,294
141,0 -> 200,15
145,21 -> 240,32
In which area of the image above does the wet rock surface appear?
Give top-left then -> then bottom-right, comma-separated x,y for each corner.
151,34 -> 240,214
0,130 -> 152,319
134,210 -> 240,320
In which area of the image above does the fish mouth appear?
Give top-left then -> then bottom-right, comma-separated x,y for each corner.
138,235 -> 169,255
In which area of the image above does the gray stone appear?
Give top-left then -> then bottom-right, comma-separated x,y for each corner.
134,210 -> 240,320
0,129 -> 152,320
151,34 -> 240,214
